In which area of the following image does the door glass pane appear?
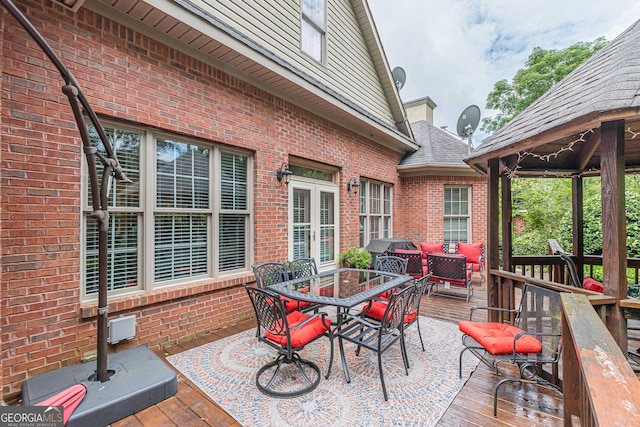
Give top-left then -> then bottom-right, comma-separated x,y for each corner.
319,191 -> 335,263
293,188 -> 311,259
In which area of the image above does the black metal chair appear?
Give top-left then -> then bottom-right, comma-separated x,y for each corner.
374,255 -> 408,275
333,285 -> 411,401
289,257 -> 318,279
252,261 -> 289,289
427,253 -> 473,302
401,275 -> 431,360
252,262 -> 290,337
458,283 -> 562,417
244,285 -> 333,398
360,275 -> 431,369
387,249 -> 426,280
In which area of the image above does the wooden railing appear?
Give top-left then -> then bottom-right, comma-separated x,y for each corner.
562,293 -> 640,426
511,239 -> 640,285
488,269 -> 639,426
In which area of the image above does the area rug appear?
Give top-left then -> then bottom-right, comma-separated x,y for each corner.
167,316 -> 478,427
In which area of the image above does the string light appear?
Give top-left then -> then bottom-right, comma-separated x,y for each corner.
505,129 -> 595,179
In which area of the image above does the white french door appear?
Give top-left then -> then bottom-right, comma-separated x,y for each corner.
289,182 -> 338,270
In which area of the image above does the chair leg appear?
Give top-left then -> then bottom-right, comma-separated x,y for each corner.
416,319 -> 425,351
337,336 -> 352,383
493,377 -> 521,417
399,335 -> 409,375
401,334 -> 410,370
377,351 -> 389,401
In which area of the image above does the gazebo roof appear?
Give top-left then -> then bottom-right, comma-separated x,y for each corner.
466,18 -> 640,177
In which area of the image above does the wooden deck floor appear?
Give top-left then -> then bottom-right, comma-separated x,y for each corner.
114,276 -> 564,427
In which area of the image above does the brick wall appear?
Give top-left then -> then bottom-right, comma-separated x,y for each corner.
0,1 -> 404,397
397,175 -> 488,245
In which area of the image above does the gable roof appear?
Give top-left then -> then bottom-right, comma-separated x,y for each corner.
398,120 -> 479,176
466,18 -> 640,175
86,0 -> 417,153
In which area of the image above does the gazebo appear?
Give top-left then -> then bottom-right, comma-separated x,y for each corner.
464,18 -> 640,424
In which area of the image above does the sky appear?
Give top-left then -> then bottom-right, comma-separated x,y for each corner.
367,0 -> 640,144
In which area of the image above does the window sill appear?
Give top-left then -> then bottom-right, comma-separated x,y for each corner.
79,273 -> 254,319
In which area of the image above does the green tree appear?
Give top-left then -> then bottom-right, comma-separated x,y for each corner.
511,178 -> 572,255
482,37 -> 608,133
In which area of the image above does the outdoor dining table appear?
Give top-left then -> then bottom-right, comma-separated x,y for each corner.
268,267 -> 413,382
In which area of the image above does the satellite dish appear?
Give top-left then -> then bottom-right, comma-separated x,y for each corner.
456,105 -> 481,153
392,67 -> 406,91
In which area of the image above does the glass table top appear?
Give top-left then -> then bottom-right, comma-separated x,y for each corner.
268,268 -> 412,308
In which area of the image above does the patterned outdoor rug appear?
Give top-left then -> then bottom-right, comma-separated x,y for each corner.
167,316 -> 478,427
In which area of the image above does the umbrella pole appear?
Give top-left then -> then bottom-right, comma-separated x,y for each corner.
2,0 -> 129,382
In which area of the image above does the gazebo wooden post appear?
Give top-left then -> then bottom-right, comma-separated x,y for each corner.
571,174 -> 584,283
600,119 -> 628,348
487,158 -> 501,321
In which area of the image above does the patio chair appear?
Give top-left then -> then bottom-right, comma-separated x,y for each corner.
360,275 -> 431,365
387,249 -> 428,280
427,253 -> 473,302
289,257 -> 319,279
556,252 -> 604,292
333,285 -> 411,401
372,255 -> 408,300
374,255 -> 408,275
244,285 -> 333,398
458,283 -> 562,417
252,261 -> 289,289
252,261 -> 313,336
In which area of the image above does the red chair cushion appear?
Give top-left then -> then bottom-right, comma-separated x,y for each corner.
282,298 -> 313,313
266,311 -> 330,347
457,242 -> 484,264
364,300 -> 418,324
458,321 -> 542,355
467,262 -> 483,271
420,242 -> 444,259
583,277 -> 604,293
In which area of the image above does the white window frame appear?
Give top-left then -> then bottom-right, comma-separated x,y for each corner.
444,185 -> 471,244
359,179 -> 393,248
81,120 -> 253,301
301,0 -> 326,63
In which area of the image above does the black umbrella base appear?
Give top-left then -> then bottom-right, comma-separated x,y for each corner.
21,346 -> 178,427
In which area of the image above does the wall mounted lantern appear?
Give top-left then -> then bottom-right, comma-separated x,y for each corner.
276,162 -> 292,185
347,177 -> 360,194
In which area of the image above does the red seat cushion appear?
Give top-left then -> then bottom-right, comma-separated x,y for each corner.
583,277 -> 604,293
467,262 -> 483,271
458,321 -> 542,355
363,300 -> 417,324
282,298 -> 313,313
457,242 -> 484,264
266,311 -> 330,347
420,242 -> 444,259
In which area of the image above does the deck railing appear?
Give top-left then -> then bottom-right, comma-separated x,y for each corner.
511,239 -> 640,286
488,269 -> 640,426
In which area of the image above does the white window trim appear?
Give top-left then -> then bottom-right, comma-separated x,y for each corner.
444,185 -> 471,244
359,179 -> 393,248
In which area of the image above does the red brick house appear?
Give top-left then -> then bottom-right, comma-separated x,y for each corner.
0,0 -> 485,399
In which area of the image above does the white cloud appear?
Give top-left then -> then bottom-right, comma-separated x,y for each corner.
368,0 -> 640,144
